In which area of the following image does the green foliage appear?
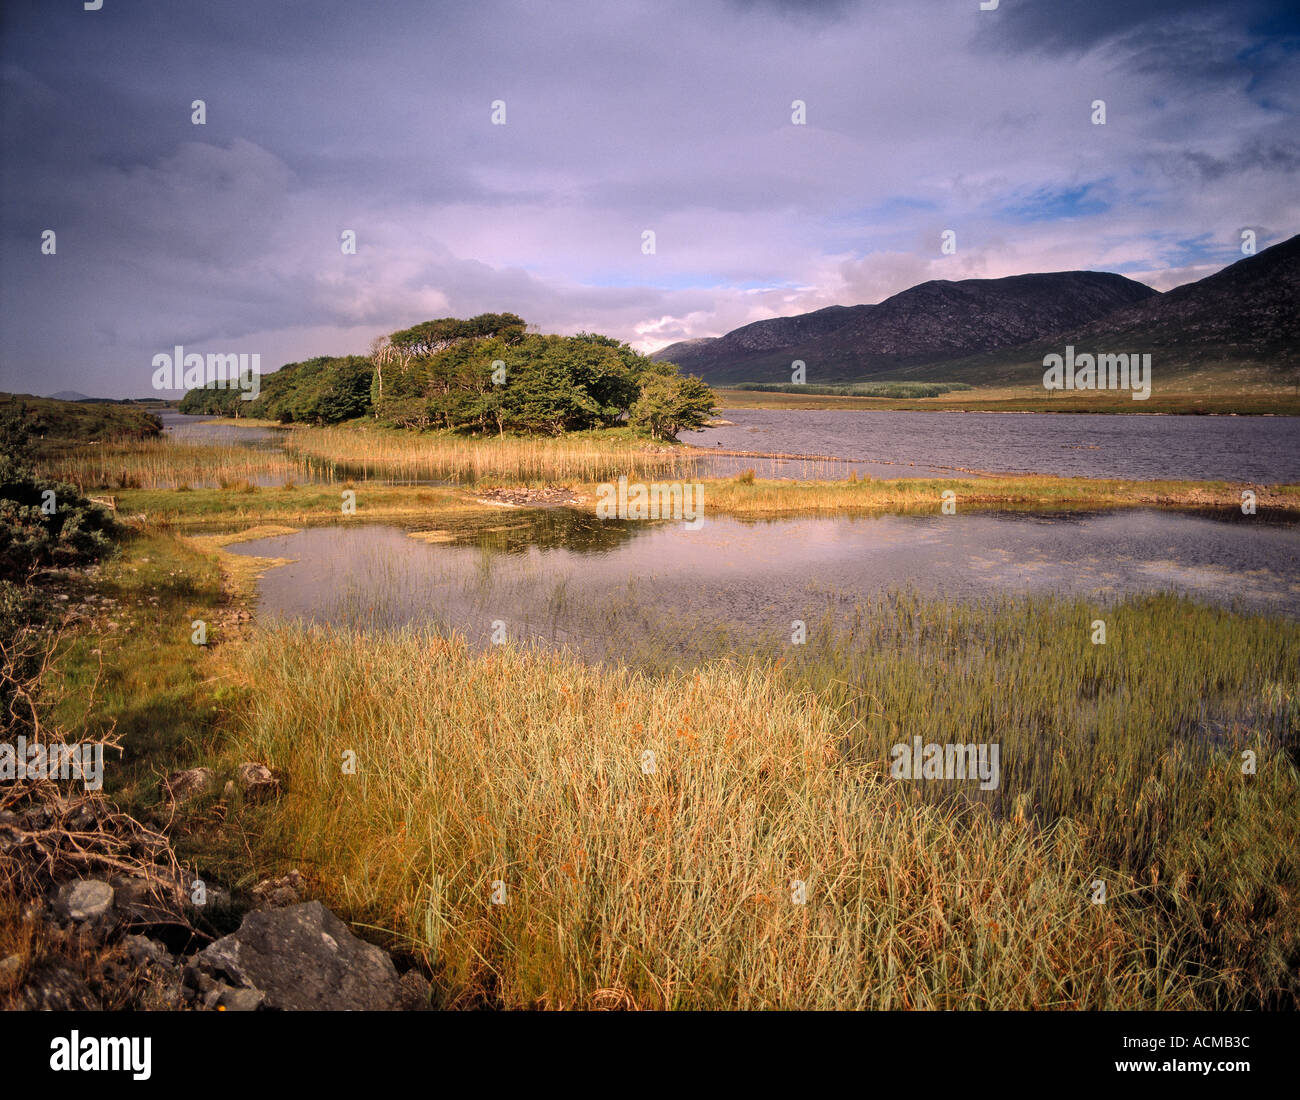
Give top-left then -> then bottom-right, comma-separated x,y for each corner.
375,319 -> 684,436
180,315 -> 718,438
630,370 -> 718,440
180,356 -> 373,425
388,312 -> 527,358
0,393 -> 162,442
0,410 -> 119,579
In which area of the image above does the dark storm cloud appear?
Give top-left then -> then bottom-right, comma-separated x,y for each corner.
978,0 -> 1288,55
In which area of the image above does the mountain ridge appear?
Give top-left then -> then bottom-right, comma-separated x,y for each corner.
653,235 -> 1299,386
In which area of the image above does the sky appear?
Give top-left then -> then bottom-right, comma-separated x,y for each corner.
1,0 -> 1297,398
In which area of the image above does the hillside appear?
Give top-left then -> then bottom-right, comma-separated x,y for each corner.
652,271 -> 1157,383
889,233 -> 1300,388
656,234 -> 1300,390
0,393 -> 163,442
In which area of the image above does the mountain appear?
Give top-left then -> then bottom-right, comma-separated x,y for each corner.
653,233 -> 1300,387
46,390 -> 93,401
651,271 -> 1158,384
892,232 -> 1300,387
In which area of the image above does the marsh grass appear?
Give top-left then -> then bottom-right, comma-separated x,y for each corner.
224,591 -> 1299,1010
39,439 -> 308,491
283,424 -> 701,485
679,475 -> 1300,514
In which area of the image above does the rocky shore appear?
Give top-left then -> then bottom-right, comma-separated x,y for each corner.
0,778 -> 430,1011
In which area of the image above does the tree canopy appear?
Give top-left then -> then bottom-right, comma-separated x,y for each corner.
180,315 -> 716,438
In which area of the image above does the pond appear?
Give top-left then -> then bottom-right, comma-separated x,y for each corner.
225,506 -> 1300,660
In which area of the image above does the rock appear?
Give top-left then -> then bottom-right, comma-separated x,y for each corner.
18,960 -> 98,1010
110,874 -> 185,928
250,869 -> 304,909
163,767 -> 216,804
122,935 -> 172,968
235,762 -> 281,802
214,986 -> 264,1011
398,967 -> 432,1010
192,901 -> 409,1010
64,879 -> 114,922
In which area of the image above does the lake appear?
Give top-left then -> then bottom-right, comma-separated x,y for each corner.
693,409 -> 1300,481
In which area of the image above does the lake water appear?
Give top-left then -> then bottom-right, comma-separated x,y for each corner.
693,410 -> 1300,482
161,410 -> 1300,484
159,410 -> 283,447
226,507 -> 1300,659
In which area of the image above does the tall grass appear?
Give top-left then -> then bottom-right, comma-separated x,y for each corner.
283,425 -> 701,486
39,440 -> 308,491
225,592 -> 1299,1009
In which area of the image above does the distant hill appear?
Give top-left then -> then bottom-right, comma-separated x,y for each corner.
46,390 -> 92,401
892,233 -> 1300,388
653,234 -> 1300,388
651,271 -> 1157,384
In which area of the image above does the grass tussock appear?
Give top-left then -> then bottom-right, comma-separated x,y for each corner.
225,592 -> 1300,1010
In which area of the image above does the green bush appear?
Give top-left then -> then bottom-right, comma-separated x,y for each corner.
0,412 -> 118,579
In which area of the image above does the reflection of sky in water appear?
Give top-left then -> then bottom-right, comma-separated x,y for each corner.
226,508 -> 1300,658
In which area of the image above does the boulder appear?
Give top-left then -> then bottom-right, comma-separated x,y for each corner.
234,762 -> 281,802
61,879 -> 114,922
163,767 -> 216,804
191,900 -> 417,1010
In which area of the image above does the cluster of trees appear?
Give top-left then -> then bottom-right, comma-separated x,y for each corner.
179,355 -> 372,424
181,314 -> 717,439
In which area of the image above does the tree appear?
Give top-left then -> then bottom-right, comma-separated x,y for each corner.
630,371 -> 718,440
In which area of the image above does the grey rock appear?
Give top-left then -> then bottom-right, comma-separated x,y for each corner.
163,767 -> 216,804
65,879 -> 114,921
193,900 -> 408,1010
123,934 -> 172,968
250,869 -> 304,909
18,961 -> 97,1010
215,986 -> 265,1011
234,762 -> 281,802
